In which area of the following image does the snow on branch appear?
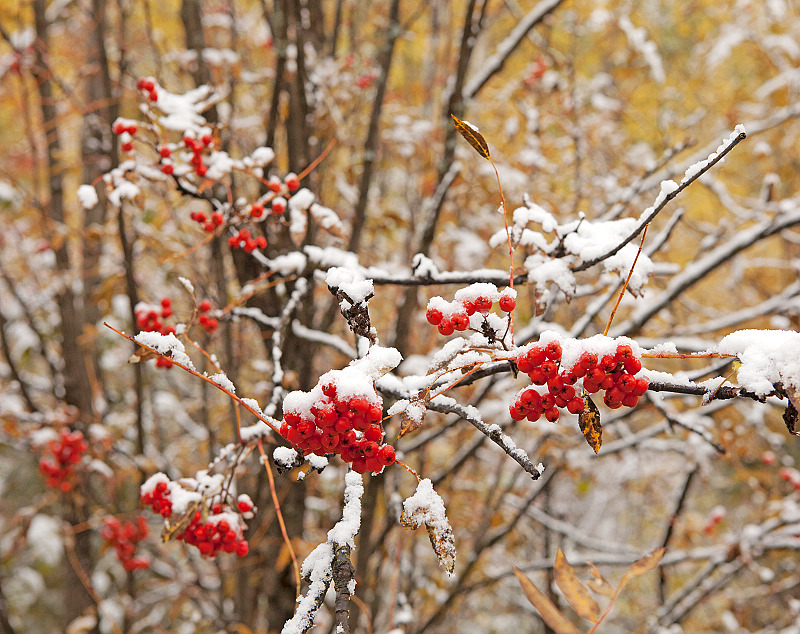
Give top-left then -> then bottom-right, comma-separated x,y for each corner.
572,125 -> 747,273
281,472 -> 365,634
427,396 -> 545,479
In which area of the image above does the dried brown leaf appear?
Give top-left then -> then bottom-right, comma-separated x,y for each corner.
400,479 -> 456,574
586,561 -> 615,598
578,396 -> 602,454
513,567 -> 580,634
616,547 -> 666,595
451,114 -> 490,160
554,549 -> 600,622
783,386 -> 800,436
398,394 -> 429,438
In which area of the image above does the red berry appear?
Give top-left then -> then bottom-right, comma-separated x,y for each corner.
212,211 -> 224,226
285,173 -> 300,191
438,319 -> 455,336
161,297 -> 171,308
251,203 -> 264,219
544,407 -> 560,422
271,197 -> 287,215
567,397 -> 584,414
498,295 -> 516,312
615,345 -> 633,362
540,360 -> 558,378
122,141 -> 133,152
159,146 -> 171,158
426,307 -> 443,325
622,393 -> 639,408
112,121 -> 126,135
148,89 -> 158,102
197,164 -> 208,177
377,444 -> 396,466
510,403 -> 526,421
528,347 -> 547,367
268,176 -> 282,192
599,355 -> 617,372
451,312 -> 469,331
199,300 -> 211,313
474,296 -> 492,312
526,410 -> 541,422
624,357 -> 642,374
545,341 -> 562,360
364,424 -> 382,442
201,134 -> 214,146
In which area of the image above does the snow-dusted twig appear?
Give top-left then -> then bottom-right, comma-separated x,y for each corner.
268,278 -> 310,414
572,126 -> 747,273
281,472 -> 364,634
463,0 -> 566,99
426,397 -> 545,479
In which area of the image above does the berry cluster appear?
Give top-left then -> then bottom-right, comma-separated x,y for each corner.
100,516 -> 151,571
189,209 -> 225,233
38,428 -> 88,492
181,133 -> 215,178
198,299 -> 219,333
510,339 -> 649,422
779,466 -> 800,492
426,283 -> 516,336
176,507 -> 250,557
136,77 -> 159,102
112,118 -> 139,153
228,228 -> 267,253
281,372 -> 396,474
269,173 -> 300,193
136,298 -> 177,368
140,474 -> 251,558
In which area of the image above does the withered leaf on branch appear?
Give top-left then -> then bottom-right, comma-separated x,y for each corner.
513,567 -> 580,634
554,549 -> 600,623
129,347 -> 160,364
400,479 -> 456,574
616,547 -> 666,595
783,385 -> 800,436
586,561 -> 615,598
398,394 -> 429,439
578,396 -> 602,454
451,114 -> 490,160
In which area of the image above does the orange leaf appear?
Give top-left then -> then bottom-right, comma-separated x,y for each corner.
513,567 -> 580,634
578,396 -> 602,454
451,114 -> 491,160
586,561 -> 615,598
554,549 -> 600,622
616,547 -> 666,595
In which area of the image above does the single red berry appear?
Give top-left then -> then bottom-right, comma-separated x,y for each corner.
622,393 -> 639,408
285,173 -> 300,191
526,409 -> 541,422
268,176 -> 282,192
426,307 -> 443,326
599,355 -> 617,372
251,203 -> 264,219
365,424 -> 382,442
516,351 -> 533,373
510,403 -> 526,421
212,211 -> 224,226
544,407 -> 560,422
159,146 -> 171,158
205,318 -> 218,332
540,360 -> 558,378
541,393 -> 556,409
624,357 -> 642,374
632,378 -> 649,396
567,397 -> 585,414
122,141 -> 134,152
199,300 -> 211,313
519,388 -> 541,409
528,347 -> 547,367
615,345 -> 633,362
204,221 -> 215,232
377,444 -> 396,466
112,121 -> 126,135
255,236 -> 267,249
161,297 -> 171,308
438,319 -> 455,336
148,89 -> 158,102
197,164 -> 208,177
201,134 -> 214,146
271,197 -> 287,215
498,294 -> 516,312
451,312 -> 469,331
474,296 -> 492,312
528,368 -> 546,385
545,341 -> 562,360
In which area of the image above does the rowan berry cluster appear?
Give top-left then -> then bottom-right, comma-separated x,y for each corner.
111,117 -> 139,152
281,371 -> 396,474
779,466 -> 800,492
190,209 -> 225,233
510,337 -> 649,423
38,428 -> 88,491
176,508 -> 250,557
136,298 -> 177,367
425,283 -> 516,336
198,299 -> 219,333
136,76 -> 158,102
228,228 -> 267,253
180,133 -> 215,178
140,473 -> 252,558
100,516 -> 151,571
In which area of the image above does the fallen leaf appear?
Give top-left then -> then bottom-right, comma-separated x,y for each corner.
513,567 -> 580,634
554,549 -> 600,622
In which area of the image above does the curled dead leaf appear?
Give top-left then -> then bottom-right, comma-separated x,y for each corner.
513,567 -> 580,634
578,396 -> 602,454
